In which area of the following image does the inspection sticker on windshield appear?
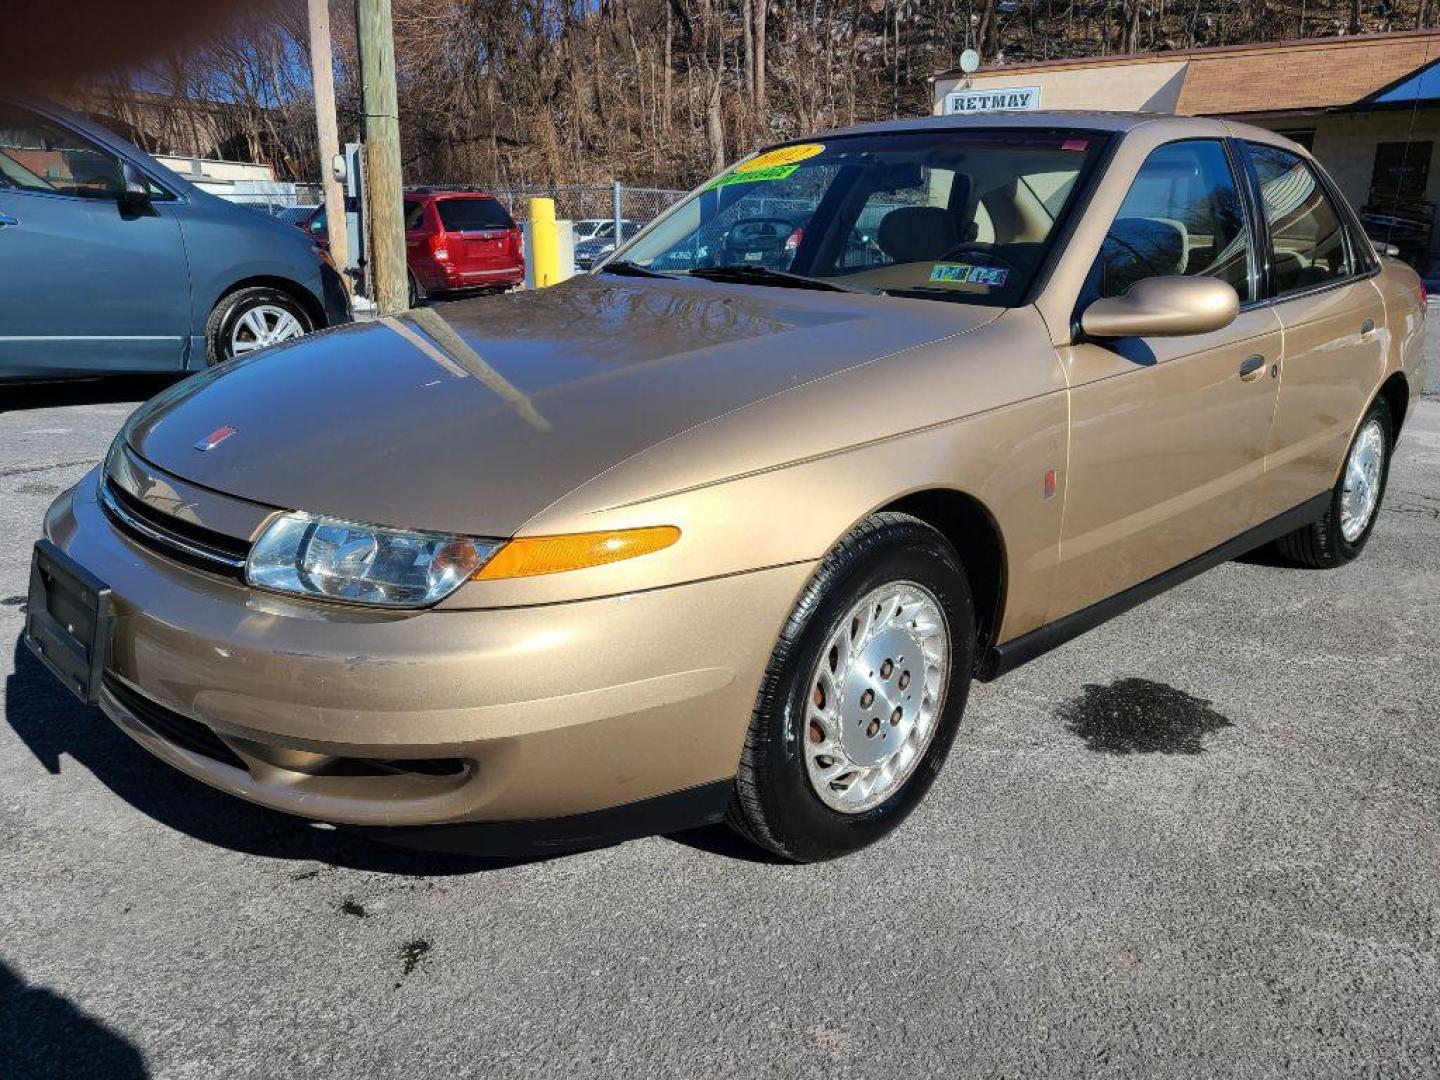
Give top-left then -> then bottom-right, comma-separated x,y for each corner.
736,143 -> 825,173
702,164 -> 799,191
930,263 -> 1009,287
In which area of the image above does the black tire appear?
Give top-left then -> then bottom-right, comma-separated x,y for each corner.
726,513 -> 975,863
205,286 -> 314,366
1275,397 -> 1394,568
408,271 -> 424,308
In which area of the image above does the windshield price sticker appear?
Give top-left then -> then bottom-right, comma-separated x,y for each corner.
736,143 -> 825,173
702,164 -> 800,191
930,263 -> 1010,288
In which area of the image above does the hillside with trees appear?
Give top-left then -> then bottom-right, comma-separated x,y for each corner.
73,0 -> 1440,190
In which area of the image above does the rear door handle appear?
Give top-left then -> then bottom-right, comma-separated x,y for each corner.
1360,318 -> 1376,339
1239,354 -> 1266,381
0,212 -> 18,228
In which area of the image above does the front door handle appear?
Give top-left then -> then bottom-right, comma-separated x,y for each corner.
0,212 -> 18,229
1239,354 -> 1267,382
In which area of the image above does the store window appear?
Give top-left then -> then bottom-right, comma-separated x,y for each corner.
1276,129 -> 1316,152
1370,141 -> 1433,198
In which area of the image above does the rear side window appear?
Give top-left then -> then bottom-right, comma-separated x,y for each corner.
1094,139 -> 1253,302
436,198 -> 514,231
404,199 -> 426,229
1245,143 -> 1352,296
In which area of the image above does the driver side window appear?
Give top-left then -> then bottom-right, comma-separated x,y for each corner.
1094,140 -> 1253,303
0,104 -> 127,199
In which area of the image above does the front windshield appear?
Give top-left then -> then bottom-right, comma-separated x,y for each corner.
614,129 -> 1108,306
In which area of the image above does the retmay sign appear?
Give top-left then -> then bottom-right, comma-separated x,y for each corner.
943,86 -> 1041,114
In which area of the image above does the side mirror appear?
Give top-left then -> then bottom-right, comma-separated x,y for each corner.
1380,242 -> 1401,259
1081,276 -> 1239,339
119,161 -> 152,212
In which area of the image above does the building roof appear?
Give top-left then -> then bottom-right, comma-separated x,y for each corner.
935,29 -> 1440,116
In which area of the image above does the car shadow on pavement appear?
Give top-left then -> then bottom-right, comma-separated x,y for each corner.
0,375 -> 180,413
4,638 -> 557,876
0,958 -> 148,1079
1058,677 -> 1235,755
1233,542 -> 1306,570
665,822 -> 789,864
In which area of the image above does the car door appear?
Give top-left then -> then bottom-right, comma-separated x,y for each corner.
0,101 -> 191,377
1050,138 -> 1283,621
1240,141 -> 1391,520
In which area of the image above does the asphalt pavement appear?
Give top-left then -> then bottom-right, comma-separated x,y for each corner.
1,328 -> 1437,1079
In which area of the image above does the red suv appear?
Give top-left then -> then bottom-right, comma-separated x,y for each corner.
296,189 -> 524,299
405,190 -> 524,296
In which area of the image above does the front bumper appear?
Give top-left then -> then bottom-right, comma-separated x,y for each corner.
43,470 -> 811,829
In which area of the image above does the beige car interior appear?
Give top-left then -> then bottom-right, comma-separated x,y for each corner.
840,166 -> 1066,293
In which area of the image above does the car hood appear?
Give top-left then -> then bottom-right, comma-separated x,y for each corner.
125,275 -> 1000,537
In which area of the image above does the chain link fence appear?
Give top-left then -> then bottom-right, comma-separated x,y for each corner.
217,181 -> 322,218
414,183 -> 688,229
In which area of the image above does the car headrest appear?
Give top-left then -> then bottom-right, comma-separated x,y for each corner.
1106,217 -> 1190,276
877,207 -> 960,264
1099,216 -> 1193,296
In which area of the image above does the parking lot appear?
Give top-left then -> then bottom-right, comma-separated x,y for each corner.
1,325 -> 1438,1079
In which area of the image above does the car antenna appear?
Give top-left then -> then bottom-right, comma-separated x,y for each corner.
1384,35 -> 1434,256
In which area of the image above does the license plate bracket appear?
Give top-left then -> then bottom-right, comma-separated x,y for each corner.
24,539 -> 112,705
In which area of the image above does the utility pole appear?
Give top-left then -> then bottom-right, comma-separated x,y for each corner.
307,0 -> 348,285
356,0 -> 408,314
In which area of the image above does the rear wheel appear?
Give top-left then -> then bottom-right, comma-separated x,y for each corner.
1275,397 -> 1393,568
206,286 -> 313,365
727,513 -> 974,862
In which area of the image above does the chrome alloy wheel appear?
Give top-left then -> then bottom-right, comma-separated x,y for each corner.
229,304 -> 306,355
803,581 -> 950,814
1340,418 -> 1386,542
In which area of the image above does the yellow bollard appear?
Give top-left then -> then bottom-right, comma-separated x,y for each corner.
529,197 -> 558,288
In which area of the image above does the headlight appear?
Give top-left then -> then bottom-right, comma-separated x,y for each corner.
247,512 -> 500,608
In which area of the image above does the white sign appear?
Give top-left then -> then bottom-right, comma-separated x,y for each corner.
943,86 -> 1041,114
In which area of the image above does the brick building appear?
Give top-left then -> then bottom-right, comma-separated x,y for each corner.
933,30 -> 1440,268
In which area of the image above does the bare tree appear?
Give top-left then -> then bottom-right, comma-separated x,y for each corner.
74,0 -> 1440,191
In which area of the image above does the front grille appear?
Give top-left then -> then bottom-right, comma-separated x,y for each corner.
100,475 -> 250,577
104,674 -> 249,771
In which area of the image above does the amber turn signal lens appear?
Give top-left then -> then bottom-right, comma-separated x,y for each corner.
474,526 -> 681,580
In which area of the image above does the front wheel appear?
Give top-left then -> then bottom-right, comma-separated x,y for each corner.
1275,397 -> 1393,568
205,286 -> 314,365
727,513 -> 974,862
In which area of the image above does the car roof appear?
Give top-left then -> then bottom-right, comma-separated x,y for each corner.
813,110 -> 1275,141
406,189 -> 498,201
792,110 -> 1306,158
814,110 -> 1171,139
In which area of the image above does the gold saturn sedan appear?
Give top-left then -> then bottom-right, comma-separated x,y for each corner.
27,114 -> 1426,861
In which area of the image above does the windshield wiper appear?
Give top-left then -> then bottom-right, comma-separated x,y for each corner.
600,260 -> 669,278
687,265 -> 872,293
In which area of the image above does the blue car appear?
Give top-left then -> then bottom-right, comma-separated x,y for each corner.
0,96 -> 350,381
